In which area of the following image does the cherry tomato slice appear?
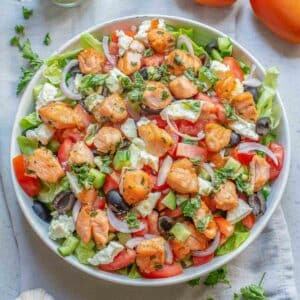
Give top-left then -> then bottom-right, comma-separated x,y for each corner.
99,249 -> 136,271
140,262 -> 183,278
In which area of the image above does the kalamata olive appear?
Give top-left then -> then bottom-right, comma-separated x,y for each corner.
106,189 -> 130,215
32,201 -> 52,223
139,68 -> 148,80
248,192 -> 266,217
228,132 -> 241,147
200,53 -> 210,67
158,216 -> 175,235
53,191 -> 76,214
244,85 -> 259,101
255,117 -> 271,136
205,40 -> 218,54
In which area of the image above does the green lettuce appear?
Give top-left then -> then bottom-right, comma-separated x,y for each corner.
217,36 -> 232,57
17,136 -> 38,155
46,48 -> 82,67
43,61 -> 62,85
215,222 -> 250,256
80,32 -> 103,54
37,176 -> 70,204
257,67 -> 281,129
74,240 -> 96,265
19,111 -> 42,131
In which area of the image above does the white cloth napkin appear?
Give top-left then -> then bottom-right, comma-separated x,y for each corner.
0,0 -> 298,299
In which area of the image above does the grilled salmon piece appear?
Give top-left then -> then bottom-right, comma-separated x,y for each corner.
167,158 -> 198,194
205,123 -> 231,152
231,92 -> 258,123
169,75 -> 198,99
27,147 -> 64,183
68,141 -> 94,166
250,155 -> 270,192
148,28 -> 176,54
136,237 -> 165,273
138,122 -> 174,157
78,48 -> 105,74
93,126 -> 122,154
215,74 -> 237,101
214,180 -> 238,211
117,51 -> 142,75
184,222 -> 208,251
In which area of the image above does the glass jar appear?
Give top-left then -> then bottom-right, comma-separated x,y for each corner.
51,0 -> 84,7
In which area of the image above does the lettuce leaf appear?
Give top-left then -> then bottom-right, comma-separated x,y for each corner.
80,33 -> 103,54
215,222 -> 250,256
257,67 -> 281,129
19,112 -> 42,131
43,61 -> 62,85
46,48 -> 82,67
17,135 -> 38,155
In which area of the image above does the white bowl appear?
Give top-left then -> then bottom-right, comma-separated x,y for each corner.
10,15 -> 291,286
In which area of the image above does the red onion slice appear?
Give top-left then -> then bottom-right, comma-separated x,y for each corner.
192,231 -> 220,257
102,36 -> 116,66
107,207 -> 145,233
177,35 -> 194,56
126,237 -> 145,249
157,155 -> 173,186
165,113 -> 204,141
202,163 -> 215,182
72,200 -> 81,222
126,100 -> 141,121
60,59 -> 82,100
238,142 -> 278,165
165,241 -> 174,264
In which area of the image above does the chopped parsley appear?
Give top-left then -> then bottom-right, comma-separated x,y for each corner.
197,215 -> 213,232
22,6 -> 33,20
213,168 -> 235,190
15,25 -> 25,35
180,196 -> 200,218
146,86 -> 156,91
120,71 -> 145,103
10,36 -> 21,49
204,266 -> 231,287
183,67 -> 206,91
161,90 -> 169,100
43,33 -> 52,46
79,73 -> 108,95
17,67 -> 34,95
198,66 -> 218,90
71,164 -> 94,189
224,102 -> 237,121
143,48 -> 153,57
125,212 -> 139,229
188,277 -> 201,287
235,174 -> 253,196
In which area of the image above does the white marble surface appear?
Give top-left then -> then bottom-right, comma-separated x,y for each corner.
0,0 -> 300,299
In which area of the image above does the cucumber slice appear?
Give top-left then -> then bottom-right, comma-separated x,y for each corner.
162,191 -> 176,210
170,223 -> 191,242
58,235 -> 79,257
89,169 -> 106,189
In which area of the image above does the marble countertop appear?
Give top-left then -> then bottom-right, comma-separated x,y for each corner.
0,0 -> 299,298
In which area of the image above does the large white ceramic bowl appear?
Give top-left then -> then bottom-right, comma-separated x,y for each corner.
10,15 -> 291,286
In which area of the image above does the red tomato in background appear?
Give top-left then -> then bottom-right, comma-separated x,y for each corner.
103,172 -> 120,194
57,138 -> 73,168
177,119 -> 206,137
267,142 -> 284,180
140,263 -> 183,278
231,148 -> 255,166
223,57 -> 244,81
99,249 -> 136,271
176,143 -> 207,161
250,0 -> 300,44
192,253 -> 214,266
13,155 -> 41,197
56,128 -> 83,143
148,115 -> 167,128
132,218 -> 149,237
141,54 -> 164,67
242,213 -> 256,230
93,196 -> 106,210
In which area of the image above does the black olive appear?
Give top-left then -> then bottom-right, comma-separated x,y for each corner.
255,117 -> 271,136
32,201 -> 52,223
139,68 -> 148,80
106,189 -> 130,215
200,53 -> 210,67
205,40 -> 218,54
158,216 -> 175,235
140,103 -> 162,114
228,132 -> 241,147
248,192 -> 266,217
244,85 -> 259,101
53,191 -> 76,214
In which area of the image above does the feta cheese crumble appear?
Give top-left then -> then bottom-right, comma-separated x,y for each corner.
48,215 -> 75,241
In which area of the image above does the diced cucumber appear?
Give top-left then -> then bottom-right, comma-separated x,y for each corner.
162,191 -> 176,210
116,267 -> 129,276
58,235 -> 79,257
74,240 -> 96,265
217,36 -> 232,57
211,49 -> 222,61
223,157 -> 241,173
47,139 -> 60,154
89,169 -> 106,189
170,223 -> 191,242
113,150 -> 131,171
117,232 -> 132,245
128,263 -> 141,279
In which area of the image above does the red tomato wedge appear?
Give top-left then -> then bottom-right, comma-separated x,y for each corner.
267,142 -> 284,180
99,249 -> 136,271
177,119 -> 206,137
231,148 -> 255,166
192,253 -> 214,266
148,115 -> 167,128
56,128 -> 83,143
242,213 -> 256,230
57,138 -> 73,168
93,196 -> 106,210
103,172 -> 120,194
132,218 -> 149,237
163,207 -> 182,218
223,57 -> 244,81
13,155 -> 41,197
176,143 -> 207,161
140,262 -> 183,278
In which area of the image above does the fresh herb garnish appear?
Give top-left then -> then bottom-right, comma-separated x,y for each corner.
198,66 -> 218,90
10,36 -> 21,49
79,73 -> 108,95
197,215 -> 213,232
188,277 -> 201,287
15,25 -> 25,35
224,102 -> 237,121
71,164 -> 94,189
213,168 -> 234,190
204,266 -> 231,287
22,6 -> 33,20
235,174 -> 253,196
180,196 -> 200,218
125,212 -> 139,229
94,155 -> 113,174
143,48 -> 153,57
17,67 -> 34,95
44,33 -> 51,46
161,90 -> 169,100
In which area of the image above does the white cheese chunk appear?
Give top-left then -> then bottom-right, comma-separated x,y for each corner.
120,118 -> 137,140
135,19 -> 166,44
210,60 -> 230,78
136,117 -> 151,127
36,83 -> 59,110
161,100 -> 201,123
227,198 -> 253,224
229,117 -> 259,141
129,138 -> 159,171
134,192 -> 161,217
116,30 -> 134,57
105,68 -> 128,94
88,241 -> 124,266
26,124 -> 55,145
84,94 -> 104,112
198,177 -> 213,196
48,215 -> 75,240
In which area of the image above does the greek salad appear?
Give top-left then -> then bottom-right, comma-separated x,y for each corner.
13,18 -> 284,279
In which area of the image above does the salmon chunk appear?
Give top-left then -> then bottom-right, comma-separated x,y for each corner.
148,28 -> 176,54
232,92 -> 258,123
205,123 -> 231,152
68,141 -> 94,166
117,51 -> 142,75
214,180 -> 238,211
27,147 -> 64,183
169,75 -> 198,99
78,48 -> 105,74
250,155 -> 270,192
93,126 -> 122,154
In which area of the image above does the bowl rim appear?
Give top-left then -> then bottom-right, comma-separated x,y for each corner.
10,14 -> 291,287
